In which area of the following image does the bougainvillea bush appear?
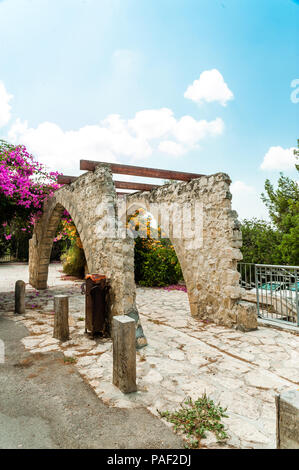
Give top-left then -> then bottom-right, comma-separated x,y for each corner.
0,140 -> 60,258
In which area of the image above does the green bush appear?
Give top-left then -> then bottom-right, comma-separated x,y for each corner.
61,243 -> 86,278
240,218 -> 283,265
134,237 -> 183,287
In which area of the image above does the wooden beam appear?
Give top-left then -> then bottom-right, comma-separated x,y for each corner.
115,181 -> 159,191
80,159 -> 204,181
57,175 -> 76,184
57,175 -> 159,191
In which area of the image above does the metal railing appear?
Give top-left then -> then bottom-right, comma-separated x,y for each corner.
238,262 -> 256,290
238,262 -> 299,326
0,253 -> 14,263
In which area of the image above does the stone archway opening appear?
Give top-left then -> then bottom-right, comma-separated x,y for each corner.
52,210 -> 88,281
29,161 -> 258,348
29,201 -> 91,290
125,203 -> 193,333
126,203 -> 188,293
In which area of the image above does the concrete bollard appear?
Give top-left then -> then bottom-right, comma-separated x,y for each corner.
112,315 -> 137,393
53,295 -> 69,342
15,280 -> 25,314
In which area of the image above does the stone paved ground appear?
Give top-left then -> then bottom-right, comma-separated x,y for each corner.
1,263 -> 298,449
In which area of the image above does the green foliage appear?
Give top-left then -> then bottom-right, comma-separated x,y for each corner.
134,237 -> 183,287
241,218 -> 282,265
260,170 -> 299,265
63,356 -> 77,364
294,139 -> 299,172
158,394 -> 228,448
262,174 -> 299,233
50,238 -> 69,262
241,141 -> 298,266
61,242 -> 86,278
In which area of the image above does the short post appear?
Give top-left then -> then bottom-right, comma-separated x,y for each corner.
53,295 -> 69,342
15,280 -> 25,314
112,315 -> 137,393
276,390 -> 299,449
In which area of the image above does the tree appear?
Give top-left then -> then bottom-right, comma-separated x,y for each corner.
240,139 -> 299,266
260,148 -> 299,265
0,140 -> 60,257
241,218 -> 282,265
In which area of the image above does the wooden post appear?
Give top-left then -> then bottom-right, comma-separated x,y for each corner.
53,295 -> 69,342
15,280 -> 25,314
112,315 -> 137,393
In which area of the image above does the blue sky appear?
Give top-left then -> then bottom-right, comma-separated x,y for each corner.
0,0 -> 298,219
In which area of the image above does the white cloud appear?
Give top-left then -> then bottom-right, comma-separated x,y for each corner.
7,109 -> 224,173
129,108 -> 176,140
184,69 -> 234,106
8,117 -> 152,173
0,81 -> 13,127
174,116 -> 224,145
231,180 -> 256,195
231,180 -> 268,220
261,146 -> 296,171
158,140 -> 186,157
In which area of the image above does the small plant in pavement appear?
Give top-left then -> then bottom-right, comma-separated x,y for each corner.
158,393 -> 228,448
63,356 -> 77,364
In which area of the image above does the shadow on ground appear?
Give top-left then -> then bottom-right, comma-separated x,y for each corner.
0,316 -> 184,449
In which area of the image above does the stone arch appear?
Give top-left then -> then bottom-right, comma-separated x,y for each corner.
29,164 -> 148,347
29,164 -> 257,339
125,174 -> 257,330
29,199 -> 93,290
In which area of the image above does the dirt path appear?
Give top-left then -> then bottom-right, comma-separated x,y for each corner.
0,316 -> 184,449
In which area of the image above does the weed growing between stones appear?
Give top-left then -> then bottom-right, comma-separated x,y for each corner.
63,356 -> 77,364
158,393 -> 228,448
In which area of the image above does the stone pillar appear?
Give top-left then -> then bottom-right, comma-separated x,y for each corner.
112,315 -> 137,393
276,390 -> 299,449
15,280 -> 25,314
53,295 -> 69,342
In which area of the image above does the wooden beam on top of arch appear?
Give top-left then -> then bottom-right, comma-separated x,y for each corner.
57,175 -> 77,184
57,175 -> 160,191
114,181 -> 159,191
80,159 -> 204,181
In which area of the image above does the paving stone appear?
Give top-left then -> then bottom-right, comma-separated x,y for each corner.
14,281 -> 299,450
168,350 -> 185,361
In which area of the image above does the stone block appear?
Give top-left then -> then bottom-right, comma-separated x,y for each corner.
276,390 -> 299,449
235,301 -> 258,332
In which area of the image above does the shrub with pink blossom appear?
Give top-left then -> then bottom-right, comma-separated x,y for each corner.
0,139 -> 61,257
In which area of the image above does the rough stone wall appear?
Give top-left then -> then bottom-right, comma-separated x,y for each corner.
126,173 -> 257,330
29,165 -> 147,347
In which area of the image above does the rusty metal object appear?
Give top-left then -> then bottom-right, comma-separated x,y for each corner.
83,274 -> 109,337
